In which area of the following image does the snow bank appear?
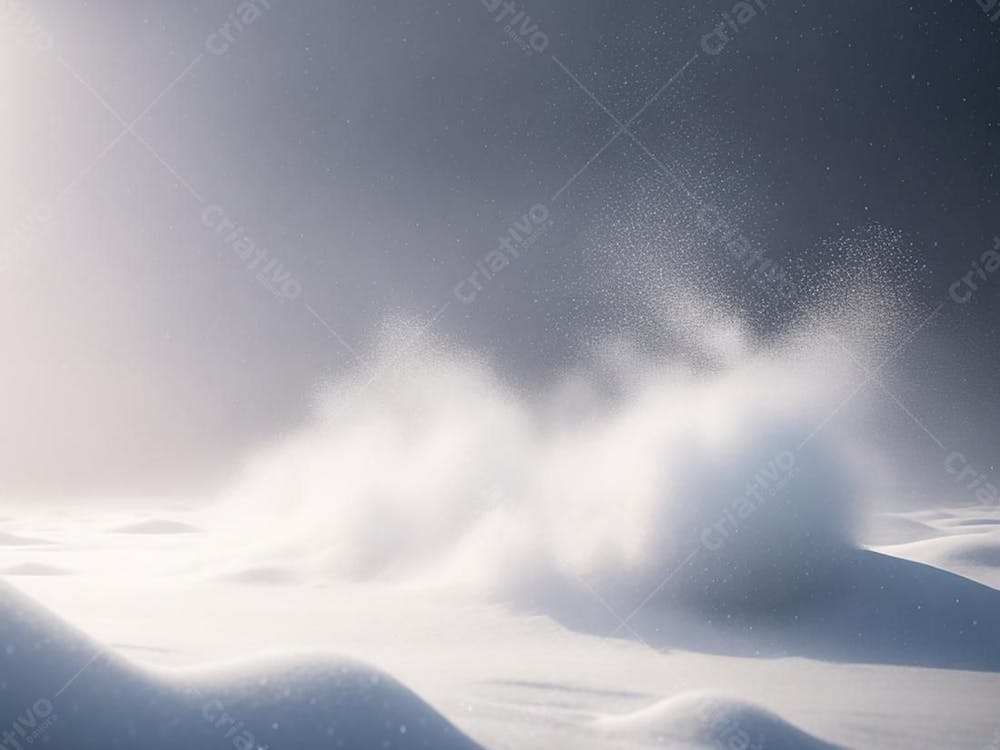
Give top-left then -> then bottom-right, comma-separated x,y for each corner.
0,580 -> 481,749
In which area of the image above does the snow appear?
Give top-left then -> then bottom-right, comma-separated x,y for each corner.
0,580 -> 481,750
3,502 -> 1000,749
597,691 -> 841,749
3,302 -> 1000,749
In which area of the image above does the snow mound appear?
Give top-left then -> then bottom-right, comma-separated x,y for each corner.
598,691 -> 841,749
735,549 -> 1000,670
0,530 -> 52,546
0,581 -> 481,749
111,519 -> 201,534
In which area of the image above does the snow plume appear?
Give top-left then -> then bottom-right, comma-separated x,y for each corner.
209,281 -> 909,617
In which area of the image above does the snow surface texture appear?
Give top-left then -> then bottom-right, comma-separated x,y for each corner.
0,581 -> 481,750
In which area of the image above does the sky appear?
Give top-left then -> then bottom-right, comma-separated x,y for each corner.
2,0 -> 1000,501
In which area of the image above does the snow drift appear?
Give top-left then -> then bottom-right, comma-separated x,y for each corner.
0,580 -> 481,749
598,690 -> 842,749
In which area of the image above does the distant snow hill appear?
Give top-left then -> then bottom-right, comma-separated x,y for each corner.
0,581 -> 481,750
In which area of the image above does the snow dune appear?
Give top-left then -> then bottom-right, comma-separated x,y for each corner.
0,580 -> 481,750
875,523 -> 1000,589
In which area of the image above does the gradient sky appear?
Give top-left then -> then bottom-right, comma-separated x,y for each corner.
3,0 -> 999,499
